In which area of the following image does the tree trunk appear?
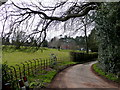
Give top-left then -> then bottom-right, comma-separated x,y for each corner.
85,24 -> 89,54
84,15 -> 89,54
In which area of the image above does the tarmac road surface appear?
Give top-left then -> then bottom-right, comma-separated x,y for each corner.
50,61 -> 119,89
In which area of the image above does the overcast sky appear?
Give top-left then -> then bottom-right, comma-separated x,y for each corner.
0,0 -> 119,41
0,0 -> 90,40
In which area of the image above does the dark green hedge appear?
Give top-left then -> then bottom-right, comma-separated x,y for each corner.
70,52 -> 98,62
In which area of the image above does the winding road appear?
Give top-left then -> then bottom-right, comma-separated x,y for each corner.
50,61 -> 119,89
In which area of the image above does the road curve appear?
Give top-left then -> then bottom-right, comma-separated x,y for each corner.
50,61 -> 119,88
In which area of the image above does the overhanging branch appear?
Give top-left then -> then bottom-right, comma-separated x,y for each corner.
11,2 -> 98,22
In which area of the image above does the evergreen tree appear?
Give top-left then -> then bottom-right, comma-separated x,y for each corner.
88,29 -> 98,52
95,2 -> 120,74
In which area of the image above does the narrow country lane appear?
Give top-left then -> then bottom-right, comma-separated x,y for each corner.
50,61 -> 119,89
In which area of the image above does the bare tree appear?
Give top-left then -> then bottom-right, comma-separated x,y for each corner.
62,12 -> 95,53
80,14 -> 95,53
0,0 -> 99,48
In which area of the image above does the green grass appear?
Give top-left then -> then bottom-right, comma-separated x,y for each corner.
28,61 -> 78,88
28,70 -> 57,88
3,45 -> 98,88
93,63 -> 120,83
2,45 -> 78,88
2,46 -> 71,66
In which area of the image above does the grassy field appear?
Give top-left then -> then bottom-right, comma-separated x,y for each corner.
2,45 -> 80,88
2,45 -> 100,88
2,45 -> 75,66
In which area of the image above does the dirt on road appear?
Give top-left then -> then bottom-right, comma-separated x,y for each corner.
49,61 -> 120,89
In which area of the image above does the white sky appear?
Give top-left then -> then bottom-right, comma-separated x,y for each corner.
1,0 -> 119,41
0,0 -> 89,40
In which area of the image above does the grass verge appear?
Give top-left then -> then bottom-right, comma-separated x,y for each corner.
92,63 -> 120,83
28,61 -> 78,88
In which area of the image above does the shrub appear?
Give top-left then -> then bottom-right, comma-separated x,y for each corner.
70,52 -> 98,62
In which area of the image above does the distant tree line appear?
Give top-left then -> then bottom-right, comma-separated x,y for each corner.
2,29 -> 98,52
48,31 -> 98,52
2,30 -> 46,49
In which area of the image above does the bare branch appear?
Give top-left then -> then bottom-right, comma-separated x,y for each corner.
0,1 -> 99,48
11,2 -> 98,21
